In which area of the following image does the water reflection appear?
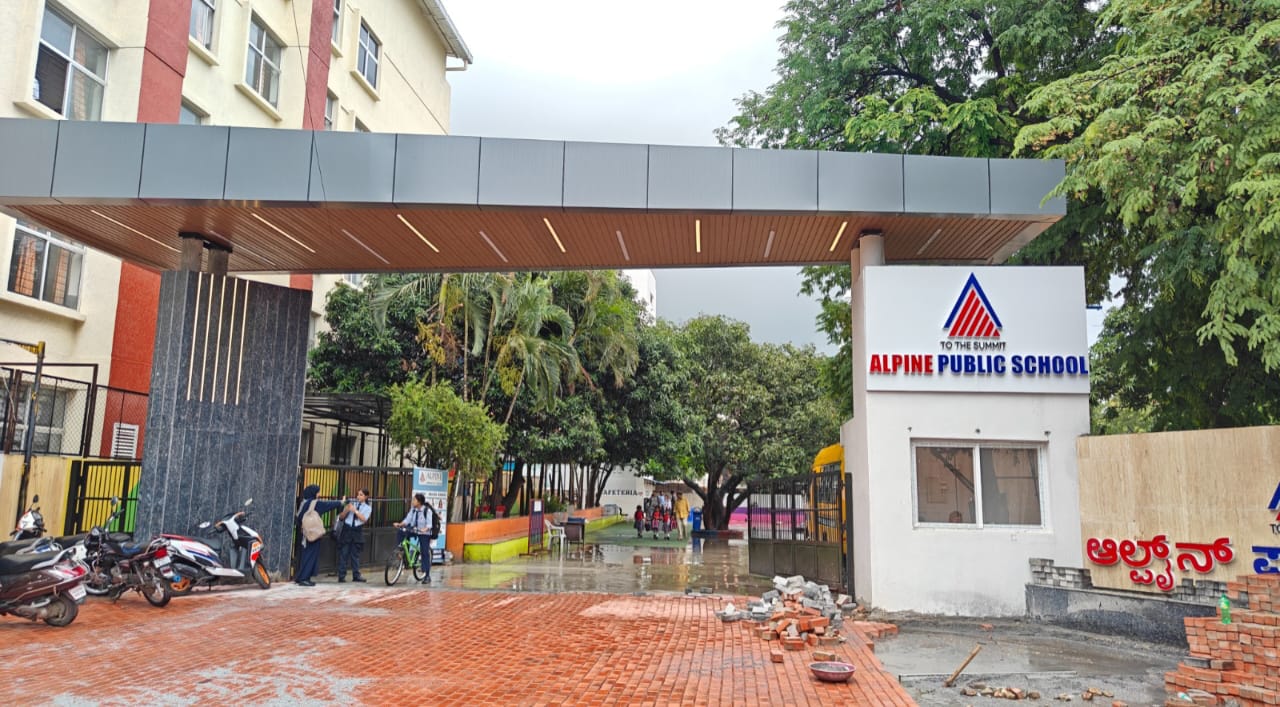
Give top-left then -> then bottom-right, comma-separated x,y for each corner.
438,527 -> 772,596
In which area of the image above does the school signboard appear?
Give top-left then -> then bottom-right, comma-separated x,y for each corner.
413,467 -> 449,563
862,266 -> 1089,395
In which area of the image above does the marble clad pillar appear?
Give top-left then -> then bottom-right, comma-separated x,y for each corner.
135,271 -> 309,576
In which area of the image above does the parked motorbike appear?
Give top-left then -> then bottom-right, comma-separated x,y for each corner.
163,498 -> 271,593
81,499 -> 174,608
10,494 -> 46,540
0,544 -> 88,626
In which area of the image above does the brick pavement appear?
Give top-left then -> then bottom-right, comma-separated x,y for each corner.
0,586 -> 914,706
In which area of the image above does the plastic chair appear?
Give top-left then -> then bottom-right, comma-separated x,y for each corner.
544,519 -> 566,554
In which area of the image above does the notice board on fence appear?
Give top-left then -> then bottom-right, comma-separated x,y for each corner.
1077,425 -> 1280,593
413,467 -> 449,563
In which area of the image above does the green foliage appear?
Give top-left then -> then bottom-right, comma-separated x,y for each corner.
386,380 -> 506,477
654,316 -> 842,529
1089,263 -> 1280,431
542,497 -> 567,514
721,0 -> 1112,417
1018,0 -> 1280,427
307,275 -> 431,392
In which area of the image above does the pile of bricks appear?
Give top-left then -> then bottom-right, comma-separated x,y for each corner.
730,575 -> 859,664
1164,574 -> 1280,706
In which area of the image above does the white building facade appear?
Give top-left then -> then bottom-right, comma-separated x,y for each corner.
846,237 -> 1090,615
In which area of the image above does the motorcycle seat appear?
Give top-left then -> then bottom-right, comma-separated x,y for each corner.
120,543 -> 150,558
0,550 -> 60,575
0,537 -> 42,555
200,536 -> 225,552
54,533 -> 88,547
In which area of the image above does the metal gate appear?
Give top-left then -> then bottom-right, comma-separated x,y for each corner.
747,467 -> 850,591
63,459 -> 142,534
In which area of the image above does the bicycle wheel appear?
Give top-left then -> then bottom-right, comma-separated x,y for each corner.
384,548 -> 405,586
411,543 -> 426,581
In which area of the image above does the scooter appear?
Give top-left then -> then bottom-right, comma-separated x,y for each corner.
163,498 -> 271,593
11,494 -> 46,540
80,499 -> 174,608
0,544 -> 88,626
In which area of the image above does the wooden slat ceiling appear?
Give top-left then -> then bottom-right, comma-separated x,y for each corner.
9,204 -> 1047,273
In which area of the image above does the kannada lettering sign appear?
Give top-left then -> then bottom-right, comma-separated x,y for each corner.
862,267 -> 1089,394
1085,535 -> 1235,592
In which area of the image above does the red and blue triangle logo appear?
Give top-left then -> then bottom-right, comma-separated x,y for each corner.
943,273 -> 1003,339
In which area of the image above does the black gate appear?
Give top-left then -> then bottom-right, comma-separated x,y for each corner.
63,459 -> 142,534
747,468 -> 850,591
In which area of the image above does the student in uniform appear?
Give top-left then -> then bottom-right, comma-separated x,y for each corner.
337,488 -> 372,582
295,484 -> 344,587
394,493 -> 434,584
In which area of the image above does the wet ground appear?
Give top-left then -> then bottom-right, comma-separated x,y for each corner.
875,615 -> 1183,706
392,521 -> 775,596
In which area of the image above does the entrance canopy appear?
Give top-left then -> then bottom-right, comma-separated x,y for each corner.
0,118 -> 1065,273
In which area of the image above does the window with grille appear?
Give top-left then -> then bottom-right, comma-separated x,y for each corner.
190,0 -> 216,50
34,6 -> 108,120
7,220 -> 84,309
357,21 -> 380,88
245,14 -> 282,106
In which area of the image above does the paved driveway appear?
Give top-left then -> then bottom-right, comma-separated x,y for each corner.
2,585 -> 914,706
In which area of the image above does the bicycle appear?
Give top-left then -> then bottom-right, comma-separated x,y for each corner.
384,531 -> 429,585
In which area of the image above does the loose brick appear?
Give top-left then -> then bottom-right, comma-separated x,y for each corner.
769,650 -> 785,664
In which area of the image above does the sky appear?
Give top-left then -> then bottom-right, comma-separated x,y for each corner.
442,1 -> 1105,350
441,1 -> 835,351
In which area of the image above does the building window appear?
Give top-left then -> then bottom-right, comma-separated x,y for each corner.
331,0 -> 342,45
354,118 -> 370,133
7,220 -> 84,309
324,93 -> 336,130
357,21 -> 380,88
190,0 -> 215,50
345,273 -> 364,287
913,443 -> 1043,527
34,6 -> 108,120
179,100 -> 206,125
245,14 -> 282,106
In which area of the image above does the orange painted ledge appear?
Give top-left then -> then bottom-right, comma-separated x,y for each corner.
444,507 -> 604,559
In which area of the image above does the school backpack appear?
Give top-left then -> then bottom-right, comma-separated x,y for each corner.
300,500 -> 326,542
428,503 -> 441,538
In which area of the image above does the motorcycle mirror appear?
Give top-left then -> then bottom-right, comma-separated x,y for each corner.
110,496 -> 120,507
31,494 -> 39,504
198,521 -> 212,529
244,498 -> 253,507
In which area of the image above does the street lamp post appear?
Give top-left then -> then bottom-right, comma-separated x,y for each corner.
0,337 -> 45,527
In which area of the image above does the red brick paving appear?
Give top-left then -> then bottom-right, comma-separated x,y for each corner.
0,587 -> 915,706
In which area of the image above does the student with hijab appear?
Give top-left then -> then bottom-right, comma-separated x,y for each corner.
295,484 -> 344,587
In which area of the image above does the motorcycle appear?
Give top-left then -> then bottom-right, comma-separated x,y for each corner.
11,494 -> 46,540
163,498 -> 271,593
0,544 -> 88,626
81,498 -> 173,608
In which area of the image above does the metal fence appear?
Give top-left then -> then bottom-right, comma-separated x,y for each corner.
295,465 -> 420,577
62,459 -> 142,535
747,468 -> 850,591
0,365 -> 148,460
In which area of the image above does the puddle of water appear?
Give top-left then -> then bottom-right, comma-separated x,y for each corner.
438,522 -> 774,596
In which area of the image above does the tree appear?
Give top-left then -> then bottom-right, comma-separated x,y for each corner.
386,380 -> 506,476
1017,0 -> 1280,400
308,275 -> 432,392
719,0 -> 1112,415
656,316 -> 840,529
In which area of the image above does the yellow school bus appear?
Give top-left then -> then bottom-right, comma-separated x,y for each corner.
810,444 -> 845,543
